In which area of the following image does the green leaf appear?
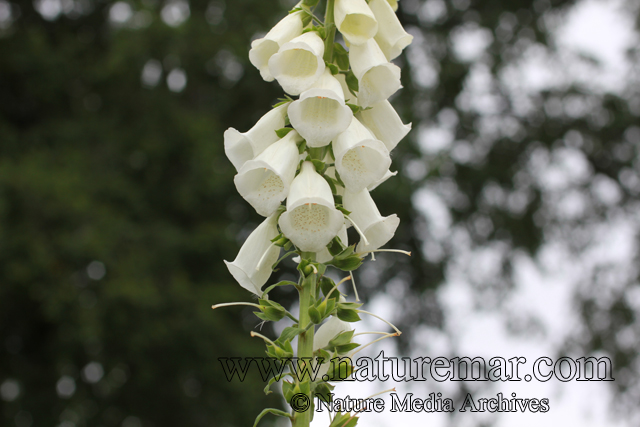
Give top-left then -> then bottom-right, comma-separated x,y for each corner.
275,127 -> 293,138
308,305 -> 321,324
278,326 -> 303,344
253,408 -> 291,427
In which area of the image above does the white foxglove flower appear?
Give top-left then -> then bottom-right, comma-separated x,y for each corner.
249,10 -> 305,82
316,223 -> 348,263
356,100 -> 411,152
288,69 -> 353,147
333,117 -> 391,192
314,315 -> 353,350
368,0 -> 413,61
224,103 -> 289,171
387,0 -> 398,12
349,38 -> 401,108
278,161 -> 344,252
368,169 -> 397,191
224,214 -> 281,296
268,31 -> 326,95
343,188 -> 399,253
334,0 -> 378,46
234,130 -> 302,216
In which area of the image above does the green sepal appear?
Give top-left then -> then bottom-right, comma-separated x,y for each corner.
326,62 -> 339,75
333,43 -> 350,70
270,250 -> 298,271
327,235 -> 347,256
264,372 -> 293,395
314,381 -> 335,403
324,175 -> 338,194
297,139 -> 307,154
333,168 -> 345,187
253,408 -> 292,427
325,358 -> 354,381
319,276 -> 337,298
328,255 -> 363,271
308,305 -> 321,324
277,326 -> 303,344
327,330 -> 355,348
335,343 -> 361,353
310,159 -> 326,173
336,307 -> 361,322
257,299 -> 287,322
272,96 -> 293,108
301,11 -> 313,27
336,205 -> 351,216
315,348 -> 330,362
282,380 -> 295,402
344,70 -> 359,96
275,127 -> 293,138
329,412 -> 358,427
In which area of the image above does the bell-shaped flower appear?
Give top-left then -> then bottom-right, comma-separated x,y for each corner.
234,130 -> 302,216
349,38 -> 401,108
343,188 -> 399,253
268,31 -> 326,95
356,100 -> 411,152
333,117 -> 391,192
224,214 -> 281,296
316,223 -> 348,263
288,69 -> 353,147
334,0 -> 378,46
249,10 -> 306,82
368,169 -> 397,192
368,0 -> 413,61
224,103 -> 289,171
278,161 -> 344,252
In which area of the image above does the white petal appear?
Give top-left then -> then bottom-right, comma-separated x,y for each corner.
234,130 -> 302,216
314,316 -> 353,351
369,0 -> 413,60
356,100 -> 411,151
343,188 -> 399,253
224,214 -> 281,296
249,11 -> 305,81
268,32 -> 326,95
387,0 -> 398,12
288,69 -> 353,147
279,162 -> 344,252
335,73 -> 356,104
367,169 -> 397,191
333,117 -> 391,192
349,38 -> 401,107
224,103 -> 288,171
334,0 -> 378,46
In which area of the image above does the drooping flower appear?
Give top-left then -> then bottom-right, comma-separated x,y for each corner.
334,0 -> 378,46
343,188 -> 399,253
224,103 -> 289,171
368,0 -> 413,61
356,100 -> 411,152
349,38 -> 401,108
268,31 -> 326,95
234,130 -> 302,216
224,213 -> 281,296
288,69 -> 353,148
333,116 -> 391,192
278,161 -> 344,252
249,10 -> 306,82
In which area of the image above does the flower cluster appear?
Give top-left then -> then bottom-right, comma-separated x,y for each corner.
224,0 -> 411,295
216,1 -> 412,426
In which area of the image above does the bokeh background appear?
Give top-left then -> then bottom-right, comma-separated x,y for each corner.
1,0 -> 639,426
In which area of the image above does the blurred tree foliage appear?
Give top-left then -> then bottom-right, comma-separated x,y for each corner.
1,0 -> 639,425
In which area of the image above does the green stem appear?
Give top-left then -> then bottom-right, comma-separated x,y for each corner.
292,255 -> 316,427
323,0 -> 336,63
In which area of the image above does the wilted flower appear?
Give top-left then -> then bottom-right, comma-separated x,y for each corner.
249,10 -> 306,82
334,0 -> 378,46
368,0 -> 413,61
224,214 -> 281,296
356,100 -> 411,152
343,188 -> 399,253
288,69 -> 353,147
278,161 -> 344,252
349,38 -> 401,108
268,31 -> 326,95
224,103 -> 289,171
234,130 -> 302,216
333,116 -> 391,192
